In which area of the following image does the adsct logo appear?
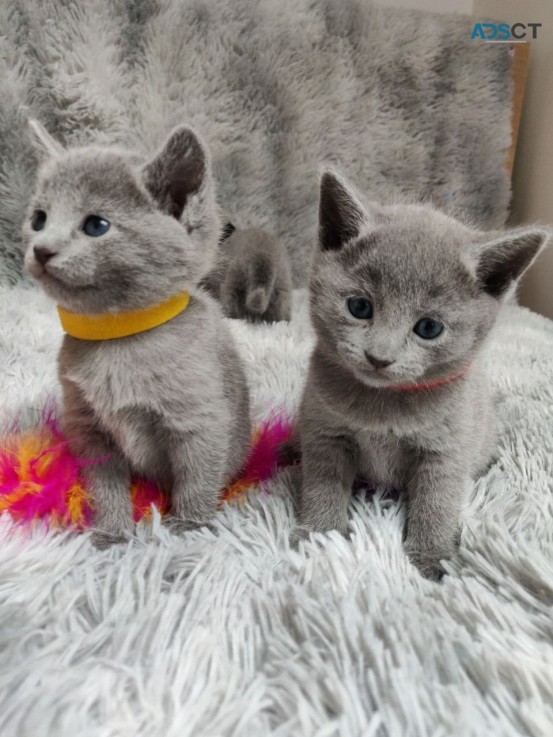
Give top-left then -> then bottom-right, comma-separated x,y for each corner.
471,22 -> 542,43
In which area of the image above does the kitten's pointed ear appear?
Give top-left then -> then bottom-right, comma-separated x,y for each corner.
28,119 -> 64,159
476,227 -> 550,298
143,126 -> 209,220
319,171 -> 371,251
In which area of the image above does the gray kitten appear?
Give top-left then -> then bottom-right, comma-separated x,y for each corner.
293,170 -> 549,580
205,225 -> 292,323
23,121 -> 251,547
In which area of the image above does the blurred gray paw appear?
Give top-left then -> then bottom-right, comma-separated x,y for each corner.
405,545 -> 447,581
165,516 -> 215,536
289,526 -> 311,550
91,530 -> 131,550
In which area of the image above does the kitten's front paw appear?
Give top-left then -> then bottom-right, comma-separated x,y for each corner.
404,543 -> 447,581
165,516 -> 215,536
289,524 -> 349,550
410,555 -> 445,582
91,530 -> 132,550
289,526 -> 311,550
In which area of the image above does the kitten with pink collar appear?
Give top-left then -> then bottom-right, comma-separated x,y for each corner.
293,170 -> 549,579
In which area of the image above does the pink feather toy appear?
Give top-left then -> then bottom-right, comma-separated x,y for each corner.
0,409 -> 293,530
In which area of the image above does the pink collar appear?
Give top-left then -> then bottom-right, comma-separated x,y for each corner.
386,362 -> 472,392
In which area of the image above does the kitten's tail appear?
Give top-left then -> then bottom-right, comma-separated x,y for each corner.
246,285 -> 271,315
245,252 -> 275,314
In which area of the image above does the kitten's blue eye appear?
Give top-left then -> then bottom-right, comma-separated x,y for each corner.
83,215 -> 110,237
347,297 -> 373,320
414,317 -> 444,340
31,210 -> 47,231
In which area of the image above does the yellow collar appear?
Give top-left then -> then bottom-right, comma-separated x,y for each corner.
57,291 -> 191,341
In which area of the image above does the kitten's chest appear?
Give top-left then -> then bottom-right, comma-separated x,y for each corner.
351,401 -> 465,484
354,428 -> 412,485
59,325 -> 209,421
345,394 -> 458,484
65,342 -> 163,410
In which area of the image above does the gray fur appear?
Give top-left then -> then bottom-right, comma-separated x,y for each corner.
206,228 -> 292,323
0,0 -> 514,286
294,171 -> 550,579
22,121 -> 251,546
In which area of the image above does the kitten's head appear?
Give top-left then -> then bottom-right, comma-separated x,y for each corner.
311,171 -> 549,388
23,120 -> 219,313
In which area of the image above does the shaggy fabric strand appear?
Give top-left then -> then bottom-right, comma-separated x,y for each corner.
1,286 -> 553,736
0,0 -> 513,285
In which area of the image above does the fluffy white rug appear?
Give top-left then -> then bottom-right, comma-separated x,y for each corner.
1,286 -> 553,737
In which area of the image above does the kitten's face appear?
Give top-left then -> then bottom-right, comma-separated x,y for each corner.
311,172 -> 548,388
23,124 -> 218,314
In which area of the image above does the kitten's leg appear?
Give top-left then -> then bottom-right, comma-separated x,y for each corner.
292,432 -> 357,545
61,379 -> 133,548
84,453 -> 133,549
404,452 -> 467,580
166,430 -> 226,534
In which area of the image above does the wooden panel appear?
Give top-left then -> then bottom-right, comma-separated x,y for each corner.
507,42 -> 530,177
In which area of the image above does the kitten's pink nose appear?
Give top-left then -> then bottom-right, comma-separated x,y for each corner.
365,352 -> 394,369
33,246 -> 56,266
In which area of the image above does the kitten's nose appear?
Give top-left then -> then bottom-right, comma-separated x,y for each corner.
33,246 -> 56,266
365,352 -> 394,369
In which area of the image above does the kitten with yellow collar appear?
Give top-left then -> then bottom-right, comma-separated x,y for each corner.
23,120 -> 251,547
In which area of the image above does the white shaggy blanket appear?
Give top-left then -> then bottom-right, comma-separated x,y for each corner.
1,286 -> 553,737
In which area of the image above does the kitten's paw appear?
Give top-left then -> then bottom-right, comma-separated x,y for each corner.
411,556 -> 445,582
289,526 -> 311,550
165,516 -> 215,536
405,545 -> 447,581
91,530 -> 132,550
289,524 -> 349,550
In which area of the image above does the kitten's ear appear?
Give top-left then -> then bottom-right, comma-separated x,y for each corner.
28,119 -> 64,159
476,227 -> 550,298
319,171 -> 373,251
143,126 -> 209,220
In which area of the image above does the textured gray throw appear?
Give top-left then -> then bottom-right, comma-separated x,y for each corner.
0,0 -> 513,285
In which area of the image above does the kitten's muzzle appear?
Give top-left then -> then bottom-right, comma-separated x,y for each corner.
365,352 -> 394,370
34,245 -> 57,267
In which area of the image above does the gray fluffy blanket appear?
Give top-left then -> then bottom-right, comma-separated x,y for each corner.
0,0 -> 513,285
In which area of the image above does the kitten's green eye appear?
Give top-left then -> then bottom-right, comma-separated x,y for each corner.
31,210 -> 47,232
414,317 -> 444,340
347,297 -> 373,320
83,215 -> 110,237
